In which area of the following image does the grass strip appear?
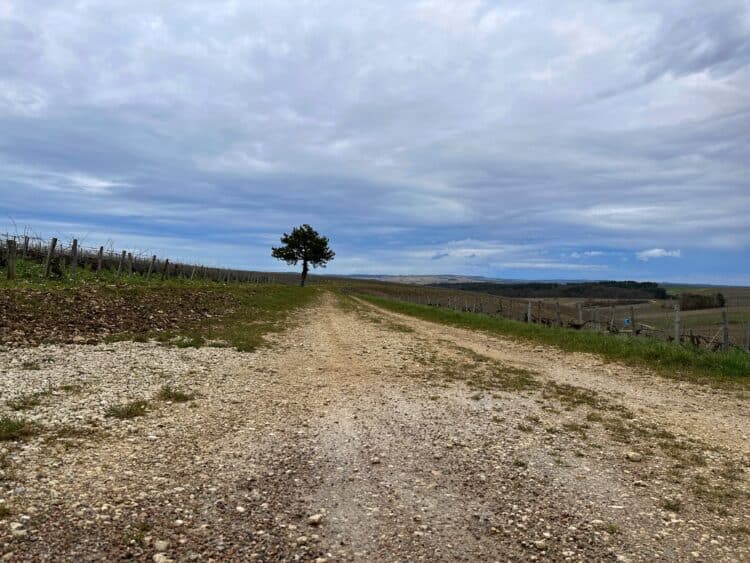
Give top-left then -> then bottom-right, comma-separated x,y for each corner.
357,295 -> 750,385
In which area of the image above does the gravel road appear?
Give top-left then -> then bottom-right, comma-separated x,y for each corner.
0,293 -> 747,561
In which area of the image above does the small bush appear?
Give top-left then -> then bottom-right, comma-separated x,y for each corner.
156,385 -> 194,403
0,417 -> 38,441
106,400 -> 149,419
660,498 -> 682,512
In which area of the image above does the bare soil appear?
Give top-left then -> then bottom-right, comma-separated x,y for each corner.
0,293 -> 747,561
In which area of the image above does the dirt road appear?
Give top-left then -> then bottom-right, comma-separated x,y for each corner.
1,293 -> 748,561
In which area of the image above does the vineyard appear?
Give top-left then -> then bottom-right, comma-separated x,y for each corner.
0,233 -> 299,285
344,279 -> 750,353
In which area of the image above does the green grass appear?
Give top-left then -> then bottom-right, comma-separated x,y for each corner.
105,400 -> 149,419
0,417 -> 39,441
357,295 -> 750,384
153,284 -> 318,352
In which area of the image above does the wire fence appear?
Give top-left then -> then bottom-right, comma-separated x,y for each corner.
0,233 -> 300,285
346,283 -> 750,352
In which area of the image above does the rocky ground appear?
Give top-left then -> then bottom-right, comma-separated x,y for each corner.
0,292 -> 747,561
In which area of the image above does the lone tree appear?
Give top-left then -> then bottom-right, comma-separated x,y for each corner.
271,224 -> 335,286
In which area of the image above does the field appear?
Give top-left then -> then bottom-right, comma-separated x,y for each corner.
341,279 -> 750,351
0,267 -> 748,560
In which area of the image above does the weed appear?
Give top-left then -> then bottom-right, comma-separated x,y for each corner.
660,498 -> 682,512
0,417 -> 39,441
156,385 -> 194,403
7,392 -> 45,411
106,400 -> 149,419
517,423 -> 533,433
0,504 -> 11,518
21,361 -> 40,370
512,459 -> 528,468
606,523 -> 620,535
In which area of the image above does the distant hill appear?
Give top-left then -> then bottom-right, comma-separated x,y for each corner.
344,274 -> 504,285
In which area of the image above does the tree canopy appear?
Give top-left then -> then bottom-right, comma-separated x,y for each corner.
271,224 -> 335,286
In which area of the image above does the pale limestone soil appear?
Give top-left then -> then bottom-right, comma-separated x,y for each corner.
0,293 -> 746,561
356,298 -> 750,456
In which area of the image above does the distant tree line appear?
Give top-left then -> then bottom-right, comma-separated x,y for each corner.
679,292 -> 726,311
428,281 -> 668,300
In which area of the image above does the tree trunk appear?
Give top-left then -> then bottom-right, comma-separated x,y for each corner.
300,260 -> 309,287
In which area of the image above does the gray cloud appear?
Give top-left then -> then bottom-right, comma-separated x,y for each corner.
0,0 -> 748,280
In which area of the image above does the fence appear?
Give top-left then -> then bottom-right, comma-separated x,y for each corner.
0,233 -> 299,285
347,283 -> 750,352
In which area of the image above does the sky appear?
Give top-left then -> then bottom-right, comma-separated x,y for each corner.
1,1 -> 749,284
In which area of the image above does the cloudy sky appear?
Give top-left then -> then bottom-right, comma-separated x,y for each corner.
1,1 -> 748,283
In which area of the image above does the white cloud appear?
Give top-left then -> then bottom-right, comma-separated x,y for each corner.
636,248 -> 681,261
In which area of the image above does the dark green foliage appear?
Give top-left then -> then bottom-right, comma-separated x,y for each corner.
680,292 -> 726,310
429,280 -> 668,300
272,224 -> 335,286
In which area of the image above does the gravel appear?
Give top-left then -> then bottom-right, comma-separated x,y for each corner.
0,293 -> 747,561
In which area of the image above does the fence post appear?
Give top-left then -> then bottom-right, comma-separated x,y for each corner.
721,308 -> 730,350
22,236 -> 29,258
190,266 -> 196,280
746,321 -> 750,351
43,237 -> 58,278
593,307 -> 599,331
610,306 -> 616,331
630,306 -> 636,336
116,250 -> 126,277
6,240 -> 16,280
526,301 -> 532,323
161,258 -> 170,281
577,303 -> 583,325
126,253 -> 133,275
96,246 -> 104,272
555,301 -> 561,327
674,303 -> 680,343
69,239 -> 78,278
146,255 -> 156,280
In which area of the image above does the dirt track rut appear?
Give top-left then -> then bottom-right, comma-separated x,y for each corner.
1,293 -> 748,561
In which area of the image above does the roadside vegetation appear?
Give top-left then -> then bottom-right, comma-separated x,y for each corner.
1,258 -> 317,351
357,295 -> 750,384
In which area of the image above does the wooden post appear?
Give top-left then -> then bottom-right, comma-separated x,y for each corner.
746,321 -> 750,351
96,246 -> 104,272
577,303 -> 583,325
610,306 -> 616,331
537,301 -> 542,324
630,306 -> 636,336
190,266 -> 196,280
116,250 -> 126,277
526,301 -> 532,323
722,308 -> 730,350
593,307 -> 599,331
674,303 -> 681,343
161,258 -> 170,281
555,301 -> 561,327
6,240 -> 16,280
70,239 -> 78,278
22,236 -> 29,258
146,255 -> 156,280
43,237 -> 58,278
